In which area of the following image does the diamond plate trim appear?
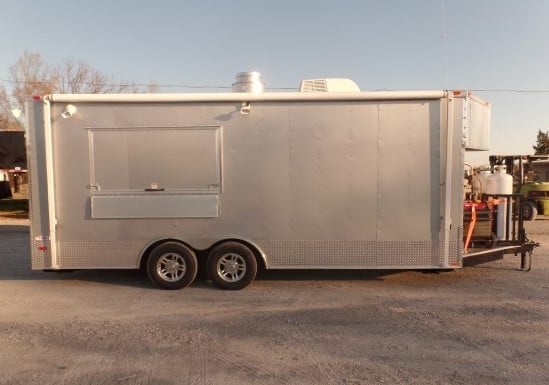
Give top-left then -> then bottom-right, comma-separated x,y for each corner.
31,240 -> 49,269
256,240 -> 461,268
57,240 -> 148,268
49,239 -> 462,270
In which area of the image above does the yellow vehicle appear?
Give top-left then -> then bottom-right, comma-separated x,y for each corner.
489,155 -> 549,221
520,182 -> 549,221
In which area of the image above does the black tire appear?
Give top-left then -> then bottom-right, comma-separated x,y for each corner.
206,242 -> 258,290
146,242 -> 198,289
522,202 -> 538,221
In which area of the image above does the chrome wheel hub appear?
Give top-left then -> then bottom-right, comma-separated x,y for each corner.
217,253 -> 246,282
157,253 -> 186,282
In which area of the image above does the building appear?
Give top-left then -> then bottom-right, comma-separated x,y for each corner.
0,131 -> 28,198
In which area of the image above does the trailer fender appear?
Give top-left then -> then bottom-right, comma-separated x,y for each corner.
138,237 -> 268,270
138,238 -> 195,270
206,238 -> 269,271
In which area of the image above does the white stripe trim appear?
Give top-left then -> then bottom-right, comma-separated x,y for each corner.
46,91 -> 446,103
43,99 -> 58,268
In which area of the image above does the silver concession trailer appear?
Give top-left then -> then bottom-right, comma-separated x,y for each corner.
26,74 -> 512,290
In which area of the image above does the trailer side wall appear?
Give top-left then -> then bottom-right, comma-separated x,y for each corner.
28,94 -> 465,270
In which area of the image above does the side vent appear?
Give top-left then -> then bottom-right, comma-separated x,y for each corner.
299,78 -> 360,92
299,79 -> 329,92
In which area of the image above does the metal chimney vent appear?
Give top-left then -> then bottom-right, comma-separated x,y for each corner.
232,72 -> 265,93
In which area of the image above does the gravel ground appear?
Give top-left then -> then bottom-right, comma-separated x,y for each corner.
0,218 -> 548,385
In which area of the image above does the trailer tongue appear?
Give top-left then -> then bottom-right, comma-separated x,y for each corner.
462,196 -> 537,270
463,155 -> 541,269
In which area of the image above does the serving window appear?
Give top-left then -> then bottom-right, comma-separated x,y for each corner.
88,126 -> 222,194
87,125 -> 222,219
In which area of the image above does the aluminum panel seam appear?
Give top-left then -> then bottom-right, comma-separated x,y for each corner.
443,94 -> 454,265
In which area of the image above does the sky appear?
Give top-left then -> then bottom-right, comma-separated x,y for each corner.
1,0 -> 548,165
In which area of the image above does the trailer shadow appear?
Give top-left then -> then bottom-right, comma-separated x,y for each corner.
51,269 -> 155,289
0,224 -> 503,290
0,225 -> 152,289
0,224 -> 432,289
0,230 -> 393,290
0,224 -> 29,233
256,269 -> 401,282
0,265 -> 154,290
0,266 -> 400,290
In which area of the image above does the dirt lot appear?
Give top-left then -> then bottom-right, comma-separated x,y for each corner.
0,218 -> 547,385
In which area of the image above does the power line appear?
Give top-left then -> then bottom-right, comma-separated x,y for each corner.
2,77 -> 549,94
0,77 -> 230,90
469,89 -> 549,94
0,77 -> 296,91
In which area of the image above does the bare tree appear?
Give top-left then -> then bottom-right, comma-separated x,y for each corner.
1,51 -> 153,130
9,52 -> 58,109
144,82 -> 160,93
55,60 -> 140,94
0,87 -> 24,131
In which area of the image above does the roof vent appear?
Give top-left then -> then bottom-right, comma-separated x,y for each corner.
232,72 -> 265,93
299,78 -> 360,92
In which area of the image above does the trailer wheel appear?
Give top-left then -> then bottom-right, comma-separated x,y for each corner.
146,242 -> 198,290
207,242 -> 257,290
522,202 -> 537,221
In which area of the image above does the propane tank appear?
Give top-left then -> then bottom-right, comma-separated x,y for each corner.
485,165 -> 513,195
486,165 -> 513,240
473,170 -> 491,199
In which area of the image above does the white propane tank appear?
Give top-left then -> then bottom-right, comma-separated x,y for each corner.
486,165 -> 514,240
485,165 -> 513,195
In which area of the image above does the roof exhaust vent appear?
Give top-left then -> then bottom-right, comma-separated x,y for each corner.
299,78 -> 360,92
232,72 -> 265,93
